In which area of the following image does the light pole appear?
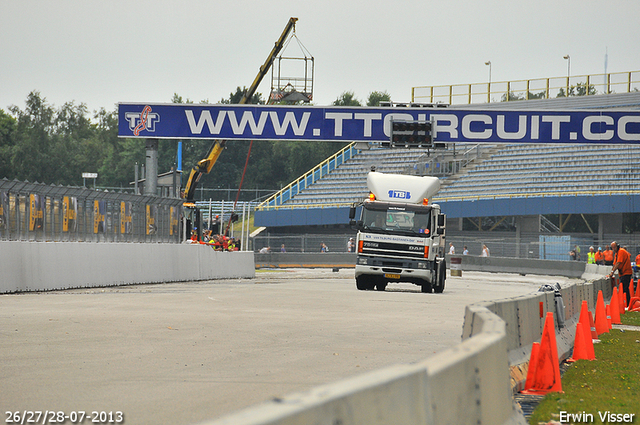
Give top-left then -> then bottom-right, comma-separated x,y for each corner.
563,54 -> 570,96
485,61 -> 492,103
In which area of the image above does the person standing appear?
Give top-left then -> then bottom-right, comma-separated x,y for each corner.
463,246 -> 469,255
607,241 -> 633,305
481,244 -> 490,257
594,247 -> 604,265
603,245 -> 614,266
587,246 -> 596,264
448,242 -> 455,255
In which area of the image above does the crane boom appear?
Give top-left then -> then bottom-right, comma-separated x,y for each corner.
183,17 -> 298,201
241,17 -> 298,105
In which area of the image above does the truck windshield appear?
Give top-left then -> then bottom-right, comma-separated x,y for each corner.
361,206 -> 431,236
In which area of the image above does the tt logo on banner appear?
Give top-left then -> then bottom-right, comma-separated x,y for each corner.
124,106 -> 160,136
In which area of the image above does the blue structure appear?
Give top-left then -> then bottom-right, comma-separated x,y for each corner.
254,92 -> 640,231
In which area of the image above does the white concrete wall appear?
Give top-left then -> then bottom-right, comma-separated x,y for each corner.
0,241 -> 254,293
203,305 -> 525,425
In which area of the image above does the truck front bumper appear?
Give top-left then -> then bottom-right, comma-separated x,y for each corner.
355,255 -> 435,283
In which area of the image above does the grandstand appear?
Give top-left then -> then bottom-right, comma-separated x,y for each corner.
437,143 -> 640,199
254,90 -> 640,243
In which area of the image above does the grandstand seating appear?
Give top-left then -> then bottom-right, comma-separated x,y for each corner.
284,148 -> 427,206
437,144 -> 640,199
273,143 -> 640,208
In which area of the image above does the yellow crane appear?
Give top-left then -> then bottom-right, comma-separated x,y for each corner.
182,17 -> 298,202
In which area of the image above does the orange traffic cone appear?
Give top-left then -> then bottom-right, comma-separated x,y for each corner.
521,312 -> 562,395
523,342 -> 540,392
619,283 -> 626,314
577,301 -> 596,359
629,297 -> 640,311
611,288 -> 622,324
568,322 -> 589,362
595,291 -> 610,335
606,304 -> 612,328
631,280 -> 636,304
636,279 -> 640,299
588,310 -> 598,339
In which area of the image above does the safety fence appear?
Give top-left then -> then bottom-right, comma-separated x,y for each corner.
252,233 -> 355,254
412,70 -> 640,105
0,179 -> 184,243
446,233 -> 640,262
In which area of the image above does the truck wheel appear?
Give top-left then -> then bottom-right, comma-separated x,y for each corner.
433,261 -> 446,293
356,276 -> 375,291
375,281 -> 387,291
421,280 -> 432,293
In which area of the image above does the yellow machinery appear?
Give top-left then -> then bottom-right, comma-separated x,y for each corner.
182,17 -> 298,202
182,17 -> 299,240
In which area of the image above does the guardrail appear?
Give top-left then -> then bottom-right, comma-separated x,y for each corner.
412,70 -> 640,105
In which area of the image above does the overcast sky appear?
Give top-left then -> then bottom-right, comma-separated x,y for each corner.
2,0 -> 639,114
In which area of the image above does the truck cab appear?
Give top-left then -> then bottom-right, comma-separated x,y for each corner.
350,171 -> 446,293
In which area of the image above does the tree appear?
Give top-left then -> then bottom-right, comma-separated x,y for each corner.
0,109 -> 17,179
366,91 -> 391,106
557,82 -> 597,98
219,87 -> 265,105
8,91 -> 58,183
333,91 -> 361,106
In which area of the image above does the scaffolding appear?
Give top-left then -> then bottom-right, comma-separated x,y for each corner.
269,29 -> 314,103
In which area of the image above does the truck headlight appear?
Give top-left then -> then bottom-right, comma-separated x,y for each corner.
358,258 -> 368,265
417,262 -> 427,269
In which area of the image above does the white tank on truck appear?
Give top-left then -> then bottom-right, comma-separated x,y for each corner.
349,170 -> 447,293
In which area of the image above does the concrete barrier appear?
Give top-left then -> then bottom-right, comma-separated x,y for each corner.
0,241 -> 255,293
462,275 -> 612,392
447,255 -> 587,278
255,252 -> 356,268
256,252 -> 590,280
200,257 -> 611,425
202,304 -> 526,425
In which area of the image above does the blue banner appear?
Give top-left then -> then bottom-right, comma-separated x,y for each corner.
118,103 -> 640,144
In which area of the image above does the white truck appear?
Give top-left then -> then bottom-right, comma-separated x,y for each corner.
349,171 -> 447,293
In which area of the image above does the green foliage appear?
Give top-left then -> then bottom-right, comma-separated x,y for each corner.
367,91 -> 391,106
557,82 -> 597,98
500,91 -> 546,102
333,91 -> 362,106
219,86 -> 265,105
0,109 -> 17,179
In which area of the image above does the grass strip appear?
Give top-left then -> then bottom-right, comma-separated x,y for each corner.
529,311 -> 640,424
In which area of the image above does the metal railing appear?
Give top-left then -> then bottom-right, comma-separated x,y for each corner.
253,233 -> 354,253
433,188 -> 640,203
0,178 -> 183,243
257,142 -> 358,211
404,144 -> 485,177
412,70 -> 640,105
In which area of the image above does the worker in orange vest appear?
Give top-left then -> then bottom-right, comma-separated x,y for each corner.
603,245 -> 614,266
594,247 -> 604,265
607,241 -> 633,305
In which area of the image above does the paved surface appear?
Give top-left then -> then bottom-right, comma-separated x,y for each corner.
0,269 -> 580,425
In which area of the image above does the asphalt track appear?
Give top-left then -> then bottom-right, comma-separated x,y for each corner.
0,269 -> 581,425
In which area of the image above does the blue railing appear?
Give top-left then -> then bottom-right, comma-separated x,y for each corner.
258,142 -> 358,210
